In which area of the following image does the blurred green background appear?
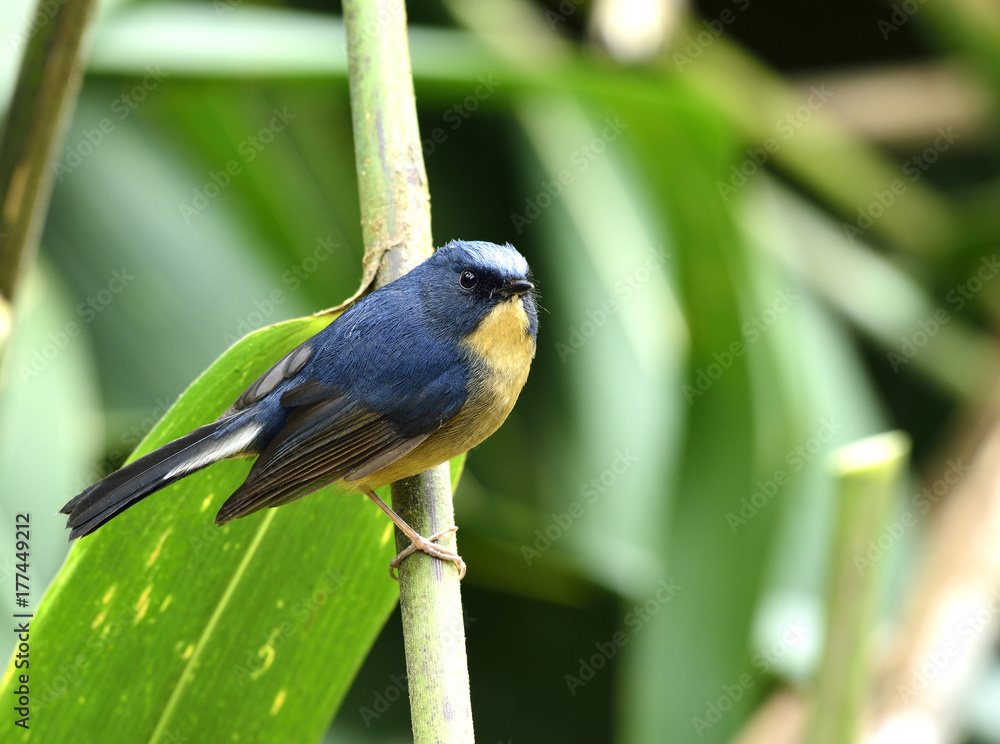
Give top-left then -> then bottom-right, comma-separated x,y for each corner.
2,0 -> 1000,741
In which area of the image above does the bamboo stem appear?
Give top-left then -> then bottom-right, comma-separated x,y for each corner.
0,0 -> 97,347
342,1 -> 475,741
805,431 -> 910,744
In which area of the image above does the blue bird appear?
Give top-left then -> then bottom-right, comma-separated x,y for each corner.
60,240 -> 538,578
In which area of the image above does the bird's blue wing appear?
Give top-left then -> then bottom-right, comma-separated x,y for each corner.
215,288 -> 469,522
284,286 -> 469,435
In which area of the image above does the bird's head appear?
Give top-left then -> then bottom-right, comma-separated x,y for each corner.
419,240 -> 538,346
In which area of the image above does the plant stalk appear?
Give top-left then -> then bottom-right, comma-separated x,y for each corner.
342,1 -> 475,742
805,431 -> 910,744
0,0 -> 97,349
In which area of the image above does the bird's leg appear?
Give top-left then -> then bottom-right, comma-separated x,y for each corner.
361,487 -> 466,580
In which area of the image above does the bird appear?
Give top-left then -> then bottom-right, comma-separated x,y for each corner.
60,240 -> 538,579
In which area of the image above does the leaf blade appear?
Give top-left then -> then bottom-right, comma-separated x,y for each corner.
1,315 -> 425,743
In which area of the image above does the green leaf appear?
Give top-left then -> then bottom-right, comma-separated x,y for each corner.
600,90 -> 781,744
1,315 -> 459,742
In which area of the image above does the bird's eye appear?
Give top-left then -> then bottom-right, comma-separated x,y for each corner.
460,269 -> 478,289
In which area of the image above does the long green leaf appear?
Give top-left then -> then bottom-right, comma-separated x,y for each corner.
0,315 -> 452,742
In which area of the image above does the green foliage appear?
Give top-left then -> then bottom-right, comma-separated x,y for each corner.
2,0 -> 999,742
0,316 -> 422,742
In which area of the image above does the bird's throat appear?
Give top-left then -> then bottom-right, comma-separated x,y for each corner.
462,297 -> 536,379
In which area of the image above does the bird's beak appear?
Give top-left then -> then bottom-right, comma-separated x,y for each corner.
496,279 -> 534,298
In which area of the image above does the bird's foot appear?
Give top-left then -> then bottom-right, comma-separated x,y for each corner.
390,526 -> 466,580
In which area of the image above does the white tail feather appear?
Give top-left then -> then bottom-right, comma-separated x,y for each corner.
164,423 -> 262,479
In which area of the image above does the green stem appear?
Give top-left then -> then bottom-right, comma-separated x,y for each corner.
342,1 -> 475,742
805,431 -> 910,744
0,0 -> 97,347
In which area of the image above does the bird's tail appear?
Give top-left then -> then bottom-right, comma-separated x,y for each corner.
61,419 -> 261,539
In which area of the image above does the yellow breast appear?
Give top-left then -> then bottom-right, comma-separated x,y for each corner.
461,294 -> 537,402
358,296 -> 536,488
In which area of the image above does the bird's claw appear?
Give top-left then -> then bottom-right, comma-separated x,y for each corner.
390,526 -> 466,580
